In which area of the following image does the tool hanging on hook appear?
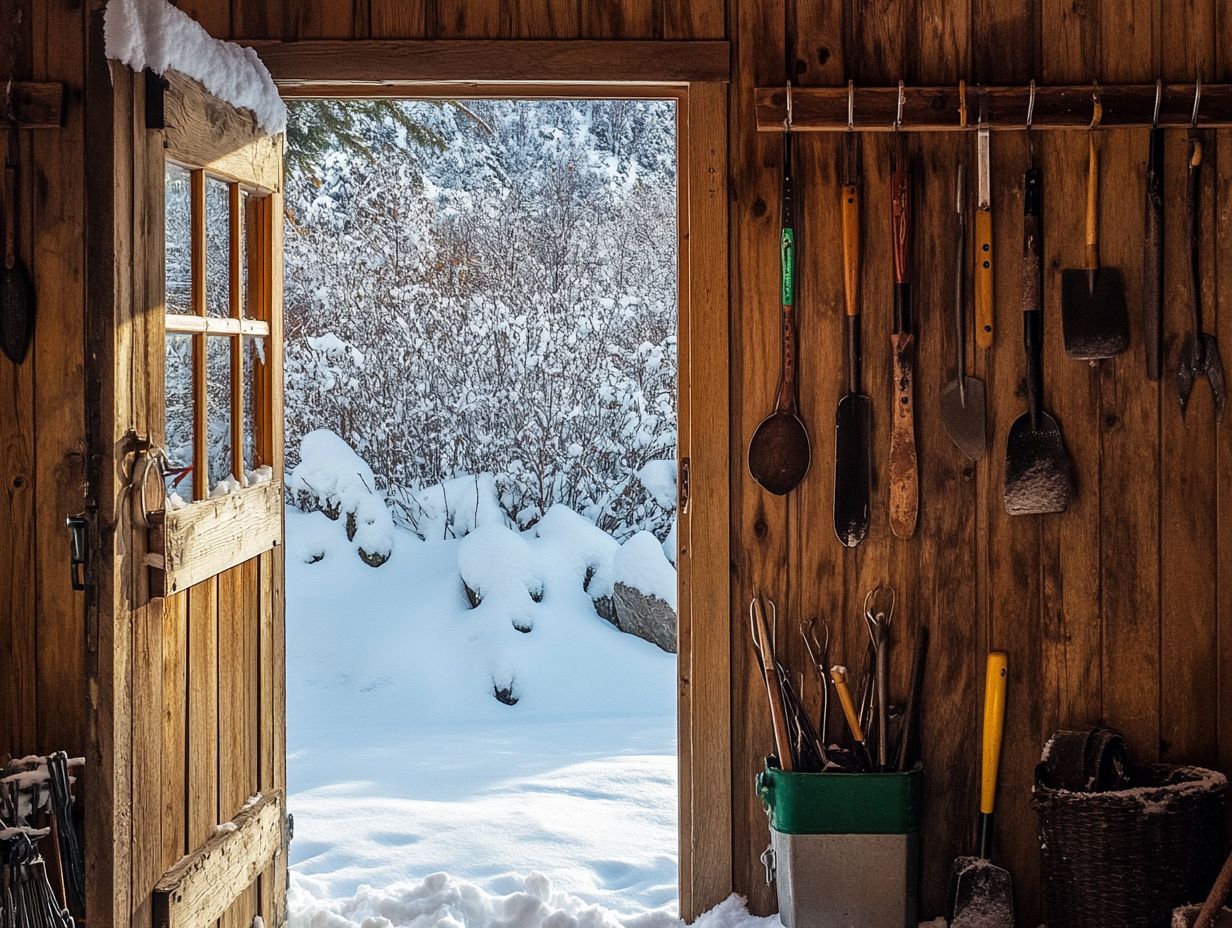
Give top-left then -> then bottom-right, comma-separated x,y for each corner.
889,81 -> 919,539
974,87 -> 995,349
1143,80 -> 1165,381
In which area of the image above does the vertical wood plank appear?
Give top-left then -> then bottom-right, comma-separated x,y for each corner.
1217,0 -> 1232,841
256,549 -> 276,920
580,0 -> 661,38
508,0 -> 580,38
271,543 -> 288,928
1098,0 -> 1161,762
187,576 -> 220,852
1160,0 -> 1219,767
163,591 -> 189,867
663,0 -> 723,40
729,0 -> 788,912
435,0 -> 506,37
369,0 -> 428,38
175,0 -> 231,37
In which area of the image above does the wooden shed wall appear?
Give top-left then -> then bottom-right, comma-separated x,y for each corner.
0,0 -> 1228,926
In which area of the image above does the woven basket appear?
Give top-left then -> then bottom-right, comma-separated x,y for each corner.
1032,763 -> 1227,928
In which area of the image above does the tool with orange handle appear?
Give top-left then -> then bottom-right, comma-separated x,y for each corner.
830,665 -> 872,771
947,650 -> 1015,927
888,143 -> 918,540
974,90 -> 994,349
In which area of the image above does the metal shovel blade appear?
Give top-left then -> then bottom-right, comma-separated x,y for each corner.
940,376 -> 987,460
833,393 -> 871,546
947,857 -> 1015,928
1,259 -> 34,364
1060,268 -> 1129,360
748,411 -> 811,496
1004,410 -> 1073,515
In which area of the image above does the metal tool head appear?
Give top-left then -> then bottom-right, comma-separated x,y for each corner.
941,377 -> 988,460
833,394 -> 872,546
863,586 -> 895,631
947,856 -> 1016,928
1004,409 -> 1073,515
749,412 -> 811,495
1060,267 -> 1129,360
1177,332 -> 1226,419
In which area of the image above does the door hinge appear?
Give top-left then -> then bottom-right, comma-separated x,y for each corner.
678,457 -> 690,514
65,513 -> 90,591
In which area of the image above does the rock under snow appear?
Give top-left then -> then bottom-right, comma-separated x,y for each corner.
592,531 -> 677,653
458,524 -> 545,633
103,0 -> 287,134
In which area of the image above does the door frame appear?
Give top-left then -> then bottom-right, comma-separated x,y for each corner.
267,44 -> 733,920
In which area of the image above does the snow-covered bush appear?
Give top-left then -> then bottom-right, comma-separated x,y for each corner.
289,429 -> 394,566
283,99 -> 678,544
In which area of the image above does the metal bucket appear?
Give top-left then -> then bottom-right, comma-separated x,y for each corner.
757,763 -> 922,928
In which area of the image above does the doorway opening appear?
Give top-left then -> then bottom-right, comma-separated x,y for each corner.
279,96 -> 681,924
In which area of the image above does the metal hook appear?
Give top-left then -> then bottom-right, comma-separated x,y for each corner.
847,79 -> 855,131
1191,75 -> 1203,129
1152,78 -> 1163,128
1090,80 -> 1102,129
895,80 -> 905,130
784,80 -> 793,130
958,79 -> 967,129
1026,79 -> 1037,130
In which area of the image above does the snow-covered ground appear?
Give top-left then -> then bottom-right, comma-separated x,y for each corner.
285,504 -> 681,925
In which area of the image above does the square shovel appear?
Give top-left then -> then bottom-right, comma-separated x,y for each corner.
1061,130 -> 1129,361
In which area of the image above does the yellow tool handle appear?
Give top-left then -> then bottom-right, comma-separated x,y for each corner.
1085,132 -> 1099,268
974,208 -> 994,348
980,651 -> 1009,815
830,666 -> 865,743
841,183 -> 860,317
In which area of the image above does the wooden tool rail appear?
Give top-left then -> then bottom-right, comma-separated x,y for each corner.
754,82 -> 1232,132
153,790 -> 286,928
3,82 -> 64,129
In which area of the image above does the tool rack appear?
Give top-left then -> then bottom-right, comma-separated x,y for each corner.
753,80 -> 1232,132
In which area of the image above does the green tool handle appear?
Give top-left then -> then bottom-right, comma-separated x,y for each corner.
776,131 -> 797,413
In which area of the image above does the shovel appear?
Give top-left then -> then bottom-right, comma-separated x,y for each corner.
2,137 -> 35,365
888,144 -> 918,539
1061,117 -> 1129,360
941,164 -> 987,459
947,651 -> 1014,928
834,134 -> 871,546
1005,168 -> 1072,516
749,130 -> 810,495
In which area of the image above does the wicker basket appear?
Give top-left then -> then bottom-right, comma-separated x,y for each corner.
1032,763 -> 1227,928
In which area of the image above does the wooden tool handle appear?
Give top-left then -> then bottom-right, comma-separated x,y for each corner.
753,597 -> 795,770
1085,133 -> 1099,269
775,301 -> 798,414
975,208 -> 993,347
1143,133 -> 1163,381
980,651 -> 1008,816
891,156 -> 910,285
842,183 -> 860,316
1194,849 -> 1232,928
889,332 -> 918,538
4,164 -> 16,271
830,666 -> 865,743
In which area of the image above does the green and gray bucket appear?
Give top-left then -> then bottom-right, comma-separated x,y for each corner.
757,762 -> 923,928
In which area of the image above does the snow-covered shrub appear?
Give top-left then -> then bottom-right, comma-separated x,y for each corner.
392,473 -> 507,541
289,429 -> 393,566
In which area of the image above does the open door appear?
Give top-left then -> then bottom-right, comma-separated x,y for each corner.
86,49 -> 288,928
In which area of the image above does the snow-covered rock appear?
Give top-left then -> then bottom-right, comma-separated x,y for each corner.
457,524 -> 545,633
103,0 -> 287,134
592,531 -> 677,653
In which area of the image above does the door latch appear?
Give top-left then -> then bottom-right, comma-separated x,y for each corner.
678,457 -> 691,514
65,514 -> 89,591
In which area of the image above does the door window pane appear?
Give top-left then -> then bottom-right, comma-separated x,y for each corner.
207,335 -> 235,493
165,333 -> 195,504
205,178 -> 231,317
165,166 -> 191,315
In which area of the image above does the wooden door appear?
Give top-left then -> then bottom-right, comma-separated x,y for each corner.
85,57 -> 288,928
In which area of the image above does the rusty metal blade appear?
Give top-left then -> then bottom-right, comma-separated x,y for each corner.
833,393 -> 871,546
1061,267 -> 1129,360
941,376 -> 987,460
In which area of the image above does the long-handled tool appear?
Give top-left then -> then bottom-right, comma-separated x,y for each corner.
974,90 -> 994,349
942,164 -> 988,459
947,651 -> 1014,928
1,128 -> 35,365
830,665 -> 872,771
1005,167 -> 1073,516
889,143 -> 918,539
750,592 -> 795,770
894,623 -> 928,771
1192,847 -> 1232,928
834,133 -> 872,546
800,619 -> 831,763
1061,93 -> 1129,360
863,586 -> 894,771
1176,132 -> 1225,418
749,130 -> 811,495
1143,84 -> 1165,381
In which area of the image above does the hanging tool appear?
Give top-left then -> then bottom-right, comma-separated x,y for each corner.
829,665 -> 873,771
894,623 -> 928,772
941,163 -> 988,459
1,100 -> 34,365
800,618 -> 831,764
749,123 -> 811,494
1005,166 -> 1073,515
1143,80 -> 1165,381
888,83 -> 918,539
1176,82 -> 1225,419
863,587 -> 894,771
974,88 -> 994,349
834,124 -> 872,547
750,592 -> 795,770
1061,84 -> 1129,360
947,651 -> 1015,928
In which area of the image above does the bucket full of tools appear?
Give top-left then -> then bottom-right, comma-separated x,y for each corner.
758,761 -> 922,928
1032,727 -> 1227,928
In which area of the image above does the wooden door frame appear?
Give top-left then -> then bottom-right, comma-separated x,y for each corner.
267,45 -> 732,920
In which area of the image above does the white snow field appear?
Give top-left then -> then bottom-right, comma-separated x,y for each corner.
284,499 -> 682,926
